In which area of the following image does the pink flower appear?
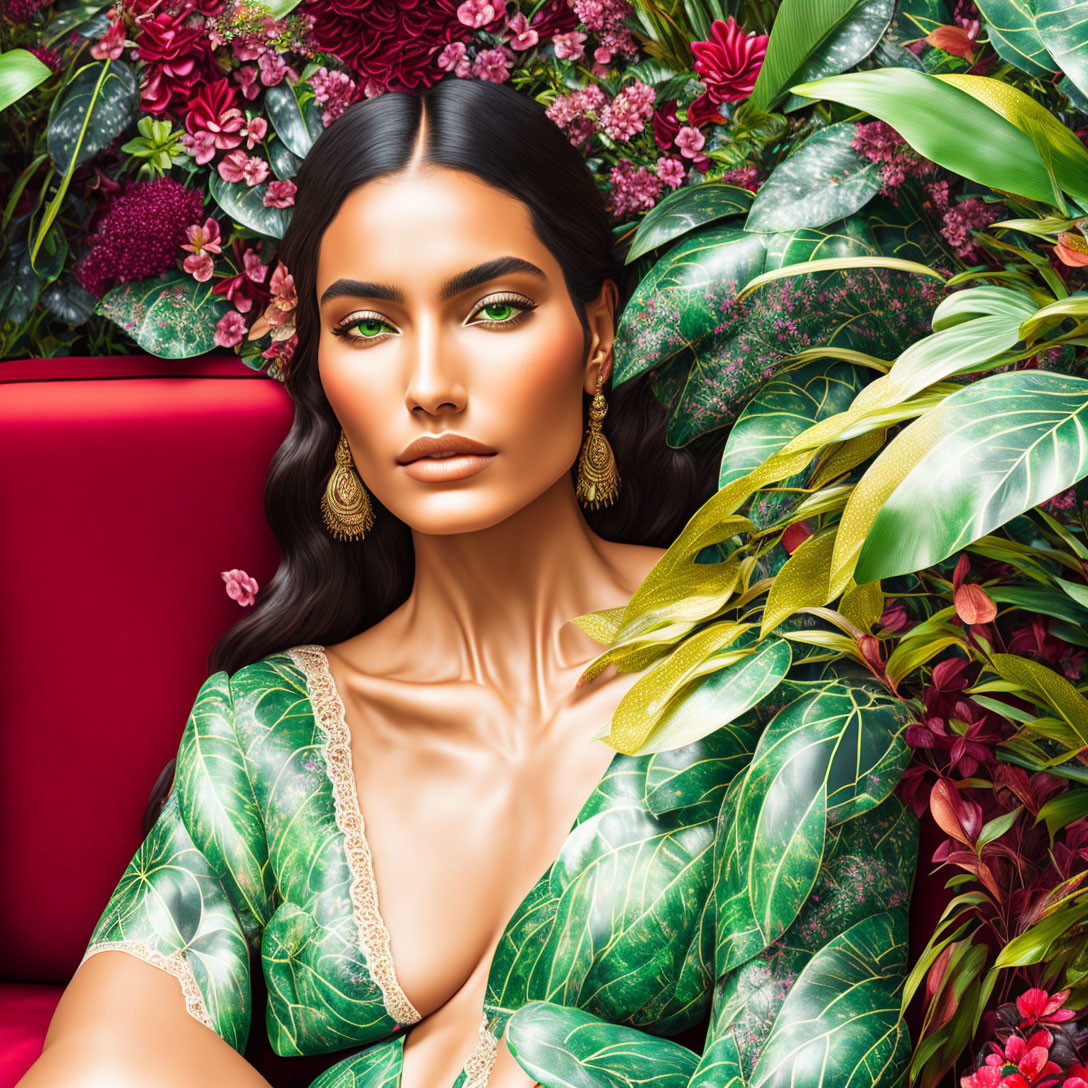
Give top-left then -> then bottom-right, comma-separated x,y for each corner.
504,11 -> 538,49
185,78 -> 245,156
598,80 -> 656,141
656,156 -> 685,188
89,10 -> 125,60
248,261 -> 297,341
214,311 -> 249,347
243,249 -> 269,283
221,567 -> 259,606
234,64 -> 260,101
437,41 -> 468,71
183,251 -> 215,281
263,179 -> 297,208
217,149 -> 249,183
310,66 -> 357,126
721,164 -> 760,192
243,156 -> 270,187
552,30 -> 586,59
608,159 -> 662,218
691,16 -> 769,103
258,50 -> 297,87
1017,988 -> 1076,1031
457,0 -> 505,27
181,217 -> 223,256
674,125 -> 706,158
244,117 -> 268,149
472,47 -> 512,82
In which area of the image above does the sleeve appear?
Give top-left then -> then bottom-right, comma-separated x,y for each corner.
77,669 -> 271,1055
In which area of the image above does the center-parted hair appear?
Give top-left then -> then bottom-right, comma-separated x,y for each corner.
208,76 -> 727,677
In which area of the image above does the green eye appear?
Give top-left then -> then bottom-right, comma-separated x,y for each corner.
352,318 -> 390,338
332,314 -> 394,342
481,302 -> 515,321
469,294 -> 536,326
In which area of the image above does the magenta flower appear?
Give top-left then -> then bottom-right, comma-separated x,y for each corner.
184,252 -> 215,281
258,50 -> 298,87
310,66 -> 358,126
263,179 -> 297,208
598,80 -> 656,141
504,12 -> 539,50
243,156 -> 270,187
690,16 -> 769,103
437,41 -> 468,71
458,0 -> 505,28
218,149 -> 249,183
674,125 -> 706,159
185,78 -> 246,159
608,159 -> 662,218
214,311 -> 249,347
472,47 -> 513,82
553,30 -> 586,60
181,217 -> 223,256
1017,988 -> 1076,1032
656,156 -> 685,188
221,568 -> 259,606
244,117 -> 268,149
234,65 -> 261,101
243,249 -> 269,283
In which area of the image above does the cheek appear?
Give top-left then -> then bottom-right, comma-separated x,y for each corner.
317,345 -> 395,458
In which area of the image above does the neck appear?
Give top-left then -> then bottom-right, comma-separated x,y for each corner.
397,477 -> 632,694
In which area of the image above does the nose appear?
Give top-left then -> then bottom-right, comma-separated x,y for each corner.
404,312 -> 466,417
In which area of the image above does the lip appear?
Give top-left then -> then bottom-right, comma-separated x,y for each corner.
397,433 -> 498,464
401,453 -> 496,482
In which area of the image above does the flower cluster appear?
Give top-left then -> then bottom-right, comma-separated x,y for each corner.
852,120 -> 939,199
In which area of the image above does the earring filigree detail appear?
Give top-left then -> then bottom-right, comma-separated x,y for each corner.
321,430 -> 376,542
575,371 -> 621,510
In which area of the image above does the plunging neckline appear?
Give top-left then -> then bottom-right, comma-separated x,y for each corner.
285,643 -> 623,1085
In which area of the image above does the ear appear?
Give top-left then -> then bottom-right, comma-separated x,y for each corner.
582,277 -> 619,395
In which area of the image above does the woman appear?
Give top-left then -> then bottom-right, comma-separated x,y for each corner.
20,78 -> 915,1088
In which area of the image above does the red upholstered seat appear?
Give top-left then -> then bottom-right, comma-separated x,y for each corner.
0,353 -> 948,1085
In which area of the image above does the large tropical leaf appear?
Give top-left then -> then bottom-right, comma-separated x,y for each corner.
208,171 -> 293,239
855,371 -> 1088,581
264,81 -> 324,159
790,68 -> 1065,206
746,123 -> 882,233
626,183 -> 753,262
975,0 -> 1088,99
504,1001 -> 700,1088
0,48 -> 52,111
713,681 -> 911,973
95,270 -> 231,358
752,0 -> 895,111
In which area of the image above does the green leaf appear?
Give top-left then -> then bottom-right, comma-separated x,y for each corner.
745,123 -> 882,233
208,171 -> 293,239
640,637 -> 793,754
790,67 -> 1064,206
855,371 -> 1088,581
989,653 -> 1088,747
47,59 -> 138,175
267,138 -> 302,182
505,1001 -> 701,1088
265,82 -> 323,159
627,183 -> 753,262
748,909 -> 912,1088
95,270 -> 232,358
752,0 -> 896,111
720,359 -> 869,486
975,0 -> 1088,100
762,528 -> 838,636
0,48 -> 52,112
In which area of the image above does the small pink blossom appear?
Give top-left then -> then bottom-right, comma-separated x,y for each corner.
218,149 -> 249,183
472,47 -> 512,82
457,0 -> 504,28
244,117 -> 268,149
263,179 -> 297,208
234,65 -> 260,100
656,156 -> 685,188
437,41 -> 468,71
181,217 -> 223,256
180,131 -> 217,165
553,31 -> 586,60
504,11 -> 539,50
310,66 -> 358,126
232,37 -> 266,62
243,156 -> 271,187
90,11 -> 125,60
214,311 -> 249,347
258,50 -> 297,87
183,252 -> 215,281
243,248 -> 269,283
221,567 -> 259,605
674,125 -> 705,158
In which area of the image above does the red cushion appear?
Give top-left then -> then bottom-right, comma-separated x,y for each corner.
0,983 -> 63,1088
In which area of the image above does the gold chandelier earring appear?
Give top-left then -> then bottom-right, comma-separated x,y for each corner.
575,369 -> 621,510
320,429 -> 376,542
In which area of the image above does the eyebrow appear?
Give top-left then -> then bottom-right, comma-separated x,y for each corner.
319,255 -> 548,308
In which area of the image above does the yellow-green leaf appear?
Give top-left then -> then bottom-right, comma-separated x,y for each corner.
761,528 -> 838,637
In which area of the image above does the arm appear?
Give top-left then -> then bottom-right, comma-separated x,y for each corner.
18,670 -> 274,1087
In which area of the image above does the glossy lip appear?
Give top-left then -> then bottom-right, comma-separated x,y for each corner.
396,432 -> 497,464
401,453 -> 496,482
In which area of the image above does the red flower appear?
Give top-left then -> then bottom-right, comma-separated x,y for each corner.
652,98 -> 680,150
690,16 -> 769,104
781,520 -> 812,554
1017,988 -> 1076,1032
134,12 -> 217,116
687,91 -> 727,127
185,78 -> 246,152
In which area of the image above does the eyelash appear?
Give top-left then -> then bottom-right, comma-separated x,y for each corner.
331,292 -> 537,345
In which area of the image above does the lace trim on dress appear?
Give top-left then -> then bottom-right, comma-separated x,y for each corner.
78,940 -> 214,1031
286,644 -> 423,1028
461,1012 -> 500,1087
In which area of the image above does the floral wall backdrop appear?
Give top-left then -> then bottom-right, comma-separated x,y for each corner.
4,1 -> 1088,1086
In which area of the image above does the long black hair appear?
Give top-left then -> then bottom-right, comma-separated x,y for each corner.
207,76 -> 727,678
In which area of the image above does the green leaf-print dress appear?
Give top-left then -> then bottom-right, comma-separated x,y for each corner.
79,646 -> 918,1088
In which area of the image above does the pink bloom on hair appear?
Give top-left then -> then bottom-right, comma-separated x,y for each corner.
218,149 -> 249,183
457,0 -> 505,28
244,116 -> 268,149
183,251 -> 215,281
505,12 -> 539,49
221,567 -> 259,605
214,311 -> 249,347
472,47 -> 512,82
437,41 -> 468,71
263,179 -> 297,208
552,31 -> 586,60
674,125 -> 705,158
242,155 -> 270,187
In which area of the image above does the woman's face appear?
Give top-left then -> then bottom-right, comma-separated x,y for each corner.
315,164 -> 617,536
